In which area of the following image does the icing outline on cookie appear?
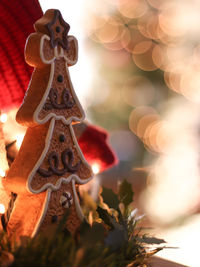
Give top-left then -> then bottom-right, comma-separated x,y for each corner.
45,9 -> 70,50
32,34 -> 85,125
32,178 -> 84,237
26,117 -> 93,194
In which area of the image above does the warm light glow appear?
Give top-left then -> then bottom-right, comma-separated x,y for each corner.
85,16 -> 108,36
122,76 -> 155,107
180,69 -> 200,103
152,44 -> 164,69
147,0 -> 165,10
136,113 -> 159,139
0,169 -> 5,177
158,2 -> 194,37
120,28 -> 132,51
164,71 -> 181,94
129,106 -> 157,134
0,113 -> 7,123
133,41 -> 152,55
121,28 -> 139,53
92,163 -> 100,174
155,215 -> 200,267
143,101 -> 200,225
16,134 -> 25,150
117,0 -> 148,19
132,43 -> 158,71
103,39 -> 123,51
138,11 -> 160,40
0,204 -> 5,214
144,120 -> 162,152
95,18 -> 120,44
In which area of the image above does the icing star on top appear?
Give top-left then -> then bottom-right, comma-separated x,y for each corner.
45,10 -> 70,50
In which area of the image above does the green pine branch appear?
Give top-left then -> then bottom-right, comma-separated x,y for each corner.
0,180 -> 165,267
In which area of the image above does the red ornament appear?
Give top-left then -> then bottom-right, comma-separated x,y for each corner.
78,124 -> 118,172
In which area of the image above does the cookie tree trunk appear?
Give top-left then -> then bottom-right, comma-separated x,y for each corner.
3,9 -> 93,239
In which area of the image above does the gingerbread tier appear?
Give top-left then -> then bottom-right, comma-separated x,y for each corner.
16,33 -> 84,127
4,119 -> 92,194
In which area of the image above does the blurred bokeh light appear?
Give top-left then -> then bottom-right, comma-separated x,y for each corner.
80,0 -> 200,226
78,5 -> 200,265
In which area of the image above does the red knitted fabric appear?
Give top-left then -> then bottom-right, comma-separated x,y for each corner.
0,0 -> 43,110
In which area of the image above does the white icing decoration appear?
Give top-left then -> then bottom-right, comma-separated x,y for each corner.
32,177 -> 84,237
33,34 -> 85,125
60,191 -> 73,208
39,35 -> 55,64
26,117 -> 93,194
72,179 -> 84,220
58,36 -> 78,65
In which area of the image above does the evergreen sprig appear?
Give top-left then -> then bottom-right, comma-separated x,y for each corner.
0,180 -> 165,267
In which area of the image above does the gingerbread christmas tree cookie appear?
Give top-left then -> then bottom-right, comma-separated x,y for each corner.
3,9 -> 93,238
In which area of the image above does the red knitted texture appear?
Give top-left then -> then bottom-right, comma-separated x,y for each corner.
0,0 -> 43,110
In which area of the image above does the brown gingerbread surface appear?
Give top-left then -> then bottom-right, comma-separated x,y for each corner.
30,119 -> 92,192
39,183 -> 82,234
38,58 -> 82,121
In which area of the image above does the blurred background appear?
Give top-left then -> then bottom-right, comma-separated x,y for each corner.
1,0 -> 200,266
